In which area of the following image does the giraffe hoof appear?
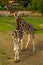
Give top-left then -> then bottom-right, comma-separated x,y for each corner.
20,49 -> 24,52
25,47 -> 29,51
20,49 -> 26,52
15,60 -> 20,63
25,47 -> 28,50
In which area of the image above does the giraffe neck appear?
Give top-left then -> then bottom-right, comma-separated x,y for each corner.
15,15 -> 20,30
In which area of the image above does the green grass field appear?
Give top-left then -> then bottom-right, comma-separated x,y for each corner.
0,16 -> 16,31
0,16 -> 43,33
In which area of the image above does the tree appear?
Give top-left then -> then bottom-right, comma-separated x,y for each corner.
31,0 -> 39,10
0,0 -> 8,7
14,0 -> 32,7
38,0 -> 43,14
31,0 -> 43,13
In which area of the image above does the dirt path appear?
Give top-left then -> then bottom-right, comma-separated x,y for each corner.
0,11 -> 42,17
0,31 -> 43,65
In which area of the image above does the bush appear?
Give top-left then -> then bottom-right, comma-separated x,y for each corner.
0,6 -> 7,10
38,0 -> 43,14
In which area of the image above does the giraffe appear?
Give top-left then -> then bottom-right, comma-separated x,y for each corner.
13,11 -> 35,53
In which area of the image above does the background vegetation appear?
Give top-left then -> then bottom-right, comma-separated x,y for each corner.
0,0 -> 43,14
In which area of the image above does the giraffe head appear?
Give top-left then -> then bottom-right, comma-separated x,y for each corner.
14,11 -> 20,20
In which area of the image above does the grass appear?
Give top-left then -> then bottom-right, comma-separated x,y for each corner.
0,16 -> 16,31
0,49 -> 9,65
22,16 -> 43,34
0,16 -> 43,33
22,16 -> 43,28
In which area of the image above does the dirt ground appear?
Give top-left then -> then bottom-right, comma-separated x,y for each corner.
0,31 -> 43,65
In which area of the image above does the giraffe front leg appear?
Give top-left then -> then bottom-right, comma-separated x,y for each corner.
20,39 -> 23,51
14,50 -> 20,62
25,34 -> 31,49
17,38 -> 20,43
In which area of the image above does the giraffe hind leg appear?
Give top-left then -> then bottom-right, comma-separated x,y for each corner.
32,38 -> 35,53
31,34 -> 35,53
25,34 -> 31,49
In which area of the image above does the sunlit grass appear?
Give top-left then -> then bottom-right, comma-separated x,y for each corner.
0,16 -> 43,33
22,16 -> 43,34
0,16 -> 16,31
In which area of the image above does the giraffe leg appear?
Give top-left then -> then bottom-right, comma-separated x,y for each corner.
25,34 -> 31,49
14,50 -> 20,62
16,50 -> 20,61
31,37 -> 35,53
20,39 -> 23,51
14,51 -> 17,61
17,38 -> 20,43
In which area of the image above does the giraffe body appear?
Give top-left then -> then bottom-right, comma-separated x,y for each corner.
15,12 -> 35,52
12,11 -> 35,53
